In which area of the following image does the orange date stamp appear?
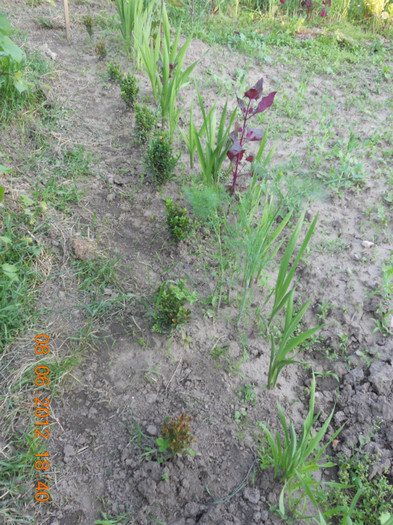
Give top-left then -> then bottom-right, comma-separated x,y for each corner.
34,334 -> 51,502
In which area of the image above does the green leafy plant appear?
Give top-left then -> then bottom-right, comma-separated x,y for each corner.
257,376 -> 344,519
120,72 -> 139,108
95,39 -> 107,60
145,133 -> 179,185
157,413 -> 195,457
107,61 -> 122,83
134,103 -> 156,144
0,12 -> 29,96
82,15 -> 94,37
326,451 -> 393,524
135,3 -> 197,137
237,384 -> 257,406
152,280 -> 197,333
189,86 -> 237,187
165,198 -> 190,242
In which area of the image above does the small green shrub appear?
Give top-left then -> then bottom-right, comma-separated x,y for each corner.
82,15 -> 94,37
95,39 -> 107,60
107,60 -> 122,83
120,72 -> 139,108
145,133 -> 179,185
165,198 -> 190,242
157,413 -> 195,457
152,280 -> 197,333
134,103 -> 156,144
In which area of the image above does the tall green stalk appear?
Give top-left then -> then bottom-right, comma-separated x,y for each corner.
136,4 -> 197,138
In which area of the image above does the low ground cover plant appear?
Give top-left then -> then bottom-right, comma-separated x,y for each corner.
82,14 -> 94,37
326,450 -> 393,524
145,132 -> 179,185
152,280 -> 197,332
0,213 -> 44,352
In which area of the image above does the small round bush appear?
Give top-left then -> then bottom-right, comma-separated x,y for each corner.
120,72 -> 139,108
135,103 -> 156,144
144,133 -> 179,186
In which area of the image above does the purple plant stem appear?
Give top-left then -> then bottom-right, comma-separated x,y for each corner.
231,99 -> 252,195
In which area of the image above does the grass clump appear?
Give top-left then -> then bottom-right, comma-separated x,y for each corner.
144,133 -> 179,185
0,213 -> 44,352
120,72 -> 139,108
134,103 -> 156,144
152,280 -> 197,333
165,198 -> 190,242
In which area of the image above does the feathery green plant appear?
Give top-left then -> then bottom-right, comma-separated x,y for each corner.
227,174 -> 292,322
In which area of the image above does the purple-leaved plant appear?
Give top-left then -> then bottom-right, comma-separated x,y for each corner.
227,78 -> 277,195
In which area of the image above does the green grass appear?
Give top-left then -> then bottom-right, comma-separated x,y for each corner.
71,253 -> 123,295
0,213 -> 46,353
0,46 -> 55,123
